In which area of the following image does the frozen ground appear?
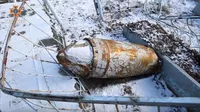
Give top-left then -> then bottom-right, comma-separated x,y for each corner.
0,0 -> 199,112
0,1 -> 82,112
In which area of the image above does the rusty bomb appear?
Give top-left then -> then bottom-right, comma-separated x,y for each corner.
57,38 -> 160,78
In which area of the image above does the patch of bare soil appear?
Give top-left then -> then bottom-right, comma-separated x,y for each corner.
126,20 -> 200,82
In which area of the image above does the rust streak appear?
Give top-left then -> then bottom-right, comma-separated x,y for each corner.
102,40 -> 111,77
57,50 -> 90,76
140,48 -> 157,67
86,39 -> 98,77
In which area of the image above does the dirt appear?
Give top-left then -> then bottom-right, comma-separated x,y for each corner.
123,85 -> 134,95
126,20 -> 200,83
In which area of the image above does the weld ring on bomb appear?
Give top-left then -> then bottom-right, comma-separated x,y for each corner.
83,38 -> 96,78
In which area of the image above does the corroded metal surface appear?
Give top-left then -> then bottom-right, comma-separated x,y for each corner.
2,88 -> 200,107
57,40 -> 93,77
57,38 -> 160,78
87,38 -> 159,78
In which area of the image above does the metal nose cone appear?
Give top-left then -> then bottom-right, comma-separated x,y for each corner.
56,50 -> 67,67
56,40 -> 93,77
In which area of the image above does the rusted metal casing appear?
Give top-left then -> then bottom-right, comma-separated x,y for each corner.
57,38 -> 160,78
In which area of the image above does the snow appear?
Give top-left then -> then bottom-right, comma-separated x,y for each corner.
0,0 -> 199,111
0,1 -> 80,111
89,75 -> 175,112
66,40 -> 93,65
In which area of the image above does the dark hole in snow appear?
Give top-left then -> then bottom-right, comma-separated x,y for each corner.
21,10 -> 27,16
30,4 -> 35,6
18,31 -> 26,35
38,38 -> 59,46
29,11 -> 35,16
123,85 -> 133,95
0,16 -> 5,19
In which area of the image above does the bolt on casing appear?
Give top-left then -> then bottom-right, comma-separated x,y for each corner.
57,38 -> 160,78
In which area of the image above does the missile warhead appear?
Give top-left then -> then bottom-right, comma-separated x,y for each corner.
57,38 -> 161,78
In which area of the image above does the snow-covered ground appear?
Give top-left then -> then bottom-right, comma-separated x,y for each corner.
0,0 -> 199,112
0,1 -> 82,111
